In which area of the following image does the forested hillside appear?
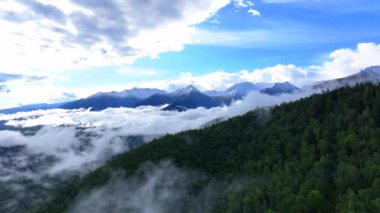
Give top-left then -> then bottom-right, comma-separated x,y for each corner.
35,84 -> 380,213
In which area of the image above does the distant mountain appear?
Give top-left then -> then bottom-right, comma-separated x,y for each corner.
135,94 -> 177,107
163,86 -> 230,111
0,83 -> 300,113
135,86 -> 198,107
226,82 -> 259,97
170,85 -> 199,97
203,90 -> 229,97
261,82 -> 302,95
61,96 -> 141,111
0,102 -> 66,114
62,88 -> 167,111
205,82 -> 272,98
90,88 -> 167,99
312,66 -> 380,90
136,86 -> 232,111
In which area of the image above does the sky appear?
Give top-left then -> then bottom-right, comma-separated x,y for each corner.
0,0 -> 380,108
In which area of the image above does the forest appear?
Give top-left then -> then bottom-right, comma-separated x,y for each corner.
34,83 -> 380,213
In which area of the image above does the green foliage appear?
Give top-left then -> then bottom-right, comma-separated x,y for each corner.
34,84 -> 380,213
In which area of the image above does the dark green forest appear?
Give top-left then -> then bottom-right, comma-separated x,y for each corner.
35,84 -> 380,213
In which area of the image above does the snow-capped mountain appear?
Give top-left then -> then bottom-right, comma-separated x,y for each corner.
312,66 -> 380,90
163,86 -> 231,111
90,88 -> 167,99
61,88 -> 168,111
169,85 -> 200,96
226,82 -> 260,97
261,82 -> 302,95
205,82 -> 272,98
204,90 -> 229,97
61,95 -> 141,111
137,85 -> 232,110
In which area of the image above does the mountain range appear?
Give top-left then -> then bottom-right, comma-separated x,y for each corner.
1,66 -> 379,114
311,66 -> 380,90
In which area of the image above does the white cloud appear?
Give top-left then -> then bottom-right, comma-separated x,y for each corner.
193,26 -> 324,48
0,0 -> 230,75
210,19 -> 222,24
115,66 -> 160,77
233,0 -> 254,8
232,0 -> 259,16
248,9 -> 261,16
315,42 -> 380,80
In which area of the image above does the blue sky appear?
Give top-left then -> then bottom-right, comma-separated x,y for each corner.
1,0 -> 380,108
134,0 -> 380,71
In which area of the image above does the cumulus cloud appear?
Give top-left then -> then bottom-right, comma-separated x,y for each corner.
315,42 -> 380,81
248,8 -> 261,16
0,0 -> 231,75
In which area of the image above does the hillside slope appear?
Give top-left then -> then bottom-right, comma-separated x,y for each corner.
35,83 -> 380,213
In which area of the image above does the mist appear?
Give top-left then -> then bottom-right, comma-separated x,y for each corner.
70,161 -> 240,213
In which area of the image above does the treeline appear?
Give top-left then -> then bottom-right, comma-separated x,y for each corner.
34,84 -> 380,213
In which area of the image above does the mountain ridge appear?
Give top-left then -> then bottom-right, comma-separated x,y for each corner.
2,66 -> 380,113
312,66 -> 380,90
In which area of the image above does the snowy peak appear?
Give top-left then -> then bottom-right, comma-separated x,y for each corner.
170,85 -> 200,96
312,66 -> 380,90
118,88 -> 167,99
227,82 -> 258,97
90,88 -> 167,99
360,66 -> 380,79
261,82 -> 302,95
204,90 -> 229,97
